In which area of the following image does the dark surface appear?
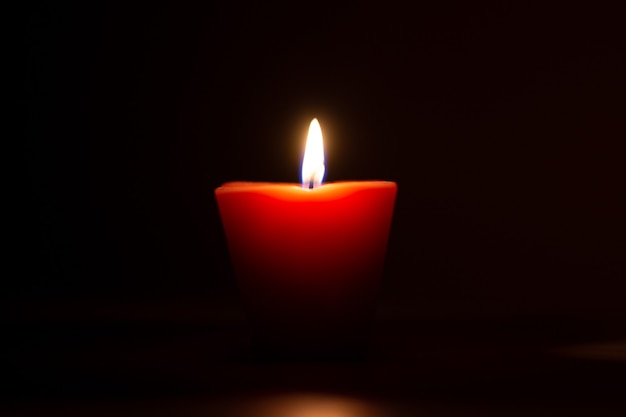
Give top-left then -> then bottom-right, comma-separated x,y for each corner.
3,295 -> 626,415
11,1 -> 626,414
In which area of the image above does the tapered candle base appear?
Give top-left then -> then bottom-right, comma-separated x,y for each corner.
235,265 -> 381,361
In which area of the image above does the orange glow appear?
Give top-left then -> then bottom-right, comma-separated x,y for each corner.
241,393 -> 386,417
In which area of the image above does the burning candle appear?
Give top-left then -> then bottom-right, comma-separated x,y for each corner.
215,119 -> 396,358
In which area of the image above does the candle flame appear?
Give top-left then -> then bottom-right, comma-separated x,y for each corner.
301,118 -> 325,189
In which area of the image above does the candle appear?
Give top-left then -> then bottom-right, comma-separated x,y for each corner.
215,119 -> 396,358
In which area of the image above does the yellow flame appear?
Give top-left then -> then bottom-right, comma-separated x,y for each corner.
301,118 -> 325,188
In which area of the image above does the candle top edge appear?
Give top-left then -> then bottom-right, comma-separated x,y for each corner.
215,181 -> 397,200
216,180 -> 396,192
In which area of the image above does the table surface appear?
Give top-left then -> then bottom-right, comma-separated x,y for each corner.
3,295 -> 626,416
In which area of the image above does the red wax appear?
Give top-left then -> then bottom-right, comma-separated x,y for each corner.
215,181 -> 397,356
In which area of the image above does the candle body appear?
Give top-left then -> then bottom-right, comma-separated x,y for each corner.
215,181 -> 397,357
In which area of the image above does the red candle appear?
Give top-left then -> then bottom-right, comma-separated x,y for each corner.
215,119 -> 396,357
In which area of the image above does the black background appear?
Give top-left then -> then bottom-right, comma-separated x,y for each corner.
9,0 -> 626,414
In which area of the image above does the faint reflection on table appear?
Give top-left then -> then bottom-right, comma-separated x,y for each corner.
233,393 -> 394,417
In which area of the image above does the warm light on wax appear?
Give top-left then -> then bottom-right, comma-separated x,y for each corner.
301,118 -> 325,189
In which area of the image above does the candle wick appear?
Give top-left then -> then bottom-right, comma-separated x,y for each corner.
308,181 -> 314,190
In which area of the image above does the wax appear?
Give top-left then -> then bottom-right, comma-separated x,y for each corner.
215,181 -> 397,357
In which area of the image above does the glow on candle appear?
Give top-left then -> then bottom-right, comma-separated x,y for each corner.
301,118 -> 325,189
